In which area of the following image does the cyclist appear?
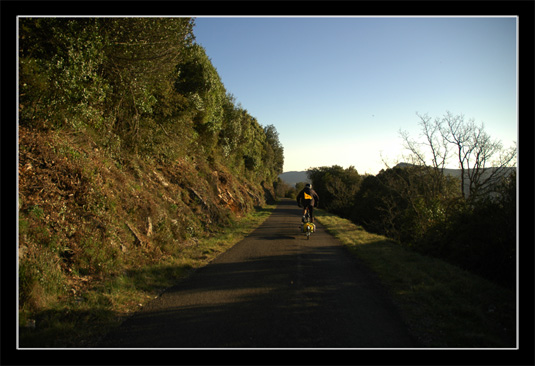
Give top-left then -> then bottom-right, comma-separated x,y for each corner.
296,183 -> 320,223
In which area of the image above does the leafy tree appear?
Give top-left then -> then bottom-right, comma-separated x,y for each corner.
219,93 -> 243,158
19,17 -> 195,139
18,17 -> 289,325
99,18 -> 194,145
19,18 -> 109,130
416,171 -> 516,288
274,178 -> 296,199
19,16 -> 283,191
175,44 -> 226,132
263,124 -> 284,178
353,173 -> 395,236
357,165 -> 461,243
307,165 -> 362,218
393,112 -> 517,286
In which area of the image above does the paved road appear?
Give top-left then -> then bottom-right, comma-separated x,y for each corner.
99,199 -> 418,348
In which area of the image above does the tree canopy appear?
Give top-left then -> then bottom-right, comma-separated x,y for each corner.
19,17 -> 284,185
306,112 -> 516,289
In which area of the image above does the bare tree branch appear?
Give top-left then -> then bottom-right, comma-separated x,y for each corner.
401,111 -> 517,201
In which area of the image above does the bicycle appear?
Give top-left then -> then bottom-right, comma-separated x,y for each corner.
300,206 -> 316,240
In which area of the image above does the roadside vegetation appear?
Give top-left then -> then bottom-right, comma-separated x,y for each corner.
315,209 -> 516,348
18,17 -> 283,347
19,203 -> 275,347
304,112 -> 516,290
18,17 -> 517,350
280,111 -> 517,348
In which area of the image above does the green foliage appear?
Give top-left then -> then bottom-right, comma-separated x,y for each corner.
98,18 -> 195,148
315,209 -> 515,348
307,165 -> 362,217
308,163 -> 515,289
219,94 -> 243,156
175,44 -> 226,143
355,165 -> 461,243
262,125 -> 284,178
18,17 -> 283,184
273,178 -> 296,199
19,18 -> 109,130
18,17 -> 285,327
415,171 -> 516,288
19,214 -> 68,311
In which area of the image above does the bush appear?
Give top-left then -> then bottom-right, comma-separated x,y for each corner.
308,163 -> 516,289
415,172 -> 516,289
307,165 -> 362,217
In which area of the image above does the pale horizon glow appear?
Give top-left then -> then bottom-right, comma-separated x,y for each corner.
192,16 -> 518,175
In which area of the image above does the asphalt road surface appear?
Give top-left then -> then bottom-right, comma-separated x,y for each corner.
99,199 -> 419,348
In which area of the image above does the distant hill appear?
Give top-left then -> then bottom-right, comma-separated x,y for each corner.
278,171 -> 310,187
394,163 -> 516,197
394,162 -> 515,178
395,163 -> 466,178
280,164 -> 515,195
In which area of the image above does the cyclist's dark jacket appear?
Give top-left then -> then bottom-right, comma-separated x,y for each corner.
296,186 -> 319,208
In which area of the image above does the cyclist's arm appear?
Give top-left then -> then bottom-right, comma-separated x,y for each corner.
296,190 -> 303,204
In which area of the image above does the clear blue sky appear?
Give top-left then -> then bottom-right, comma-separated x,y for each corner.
192,16 -> 518,175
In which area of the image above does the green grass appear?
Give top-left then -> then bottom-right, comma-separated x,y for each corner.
315,209 -> 517,348
18,204 -> 276,348
20,203 -> 516,348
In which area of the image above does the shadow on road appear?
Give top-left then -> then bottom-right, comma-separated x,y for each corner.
99,199 -> 419,348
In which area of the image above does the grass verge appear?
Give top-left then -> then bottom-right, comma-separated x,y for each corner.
18,204 -> 276,348
315,209 -> 516,348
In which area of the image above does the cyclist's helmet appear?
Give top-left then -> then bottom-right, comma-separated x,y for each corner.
305,183 -> 311,188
